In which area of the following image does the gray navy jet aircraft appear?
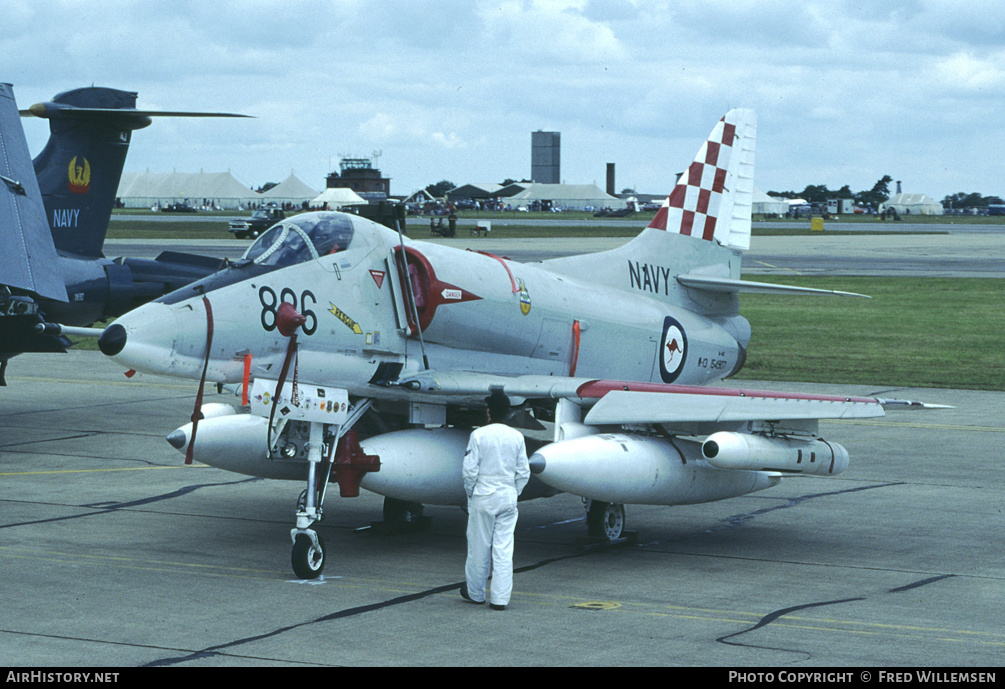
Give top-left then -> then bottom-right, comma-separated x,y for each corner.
0,83 -> 246,382
98,109 -> 943,578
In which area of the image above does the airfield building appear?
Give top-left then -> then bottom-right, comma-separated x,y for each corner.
531,131 -> 560,184
326,158 -> 390,201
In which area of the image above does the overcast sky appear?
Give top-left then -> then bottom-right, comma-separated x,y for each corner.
7,0 -> 1004,202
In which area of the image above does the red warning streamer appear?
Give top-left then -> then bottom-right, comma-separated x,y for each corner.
185,296 -> 214,465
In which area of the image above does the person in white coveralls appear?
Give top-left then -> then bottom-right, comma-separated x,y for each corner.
460,389 -> 530,610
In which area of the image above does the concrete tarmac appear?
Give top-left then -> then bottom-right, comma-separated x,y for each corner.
1,352 -> 1002,667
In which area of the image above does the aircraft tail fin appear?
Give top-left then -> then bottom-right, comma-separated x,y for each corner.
27,87 -> 147,259
544,109 -> 756,316
647,108 -> 756,251
0,83 -> 67,302
24,86 -> 250,259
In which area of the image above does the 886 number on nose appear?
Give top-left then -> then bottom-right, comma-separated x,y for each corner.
259,286 -> 318,335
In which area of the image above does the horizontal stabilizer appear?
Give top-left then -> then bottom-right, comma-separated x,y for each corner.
21,103 -> 251,121
0,83 -> 67,302
677,273 -> 869,298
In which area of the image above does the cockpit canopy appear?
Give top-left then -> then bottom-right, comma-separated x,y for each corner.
242,212 -> 356,267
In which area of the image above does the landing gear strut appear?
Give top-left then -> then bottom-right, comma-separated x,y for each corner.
284,402 -> 378,580
290,421 -> 327,578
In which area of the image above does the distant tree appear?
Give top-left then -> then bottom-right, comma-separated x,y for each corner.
854,175 -> 893,209
942,192 -> 1005,209
621,187 -> 636,195
257,182 -> 279,193
772,176 -> 894,209
425,180 -> 456,198
798,184 -> 832,203
872,175 -> 893,196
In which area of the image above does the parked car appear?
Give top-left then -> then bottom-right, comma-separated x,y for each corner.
228,206 -> 286,239
161,202 -> 197,213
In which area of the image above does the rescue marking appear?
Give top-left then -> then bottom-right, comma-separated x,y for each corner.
328,302 -> 363,334
369,270 -> 385,288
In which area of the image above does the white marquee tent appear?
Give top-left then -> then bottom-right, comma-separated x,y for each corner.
117,170 -> 259,209
260,171 -> 320,206
752,187 -> 790,216
310,187 -> 367,209
879,193 -> 944,216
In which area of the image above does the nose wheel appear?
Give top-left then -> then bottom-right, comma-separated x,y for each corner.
291,530 -> 326,579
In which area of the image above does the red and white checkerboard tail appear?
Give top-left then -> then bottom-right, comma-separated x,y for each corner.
647,109 -> 756,251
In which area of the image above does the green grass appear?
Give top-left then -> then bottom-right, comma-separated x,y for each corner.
106,220 -> 233,240
735,277 -> 1005,390
104,216 -> 960,241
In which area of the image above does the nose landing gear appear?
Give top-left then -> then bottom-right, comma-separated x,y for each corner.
286,412 -> 379,580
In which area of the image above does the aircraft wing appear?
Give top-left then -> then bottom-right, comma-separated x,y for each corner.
575,381 -> 885,425
0,83 -> 66,302
395,371 -> 946,426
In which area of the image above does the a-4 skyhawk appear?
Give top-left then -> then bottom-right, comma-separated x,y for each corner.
98,109 -> 943,579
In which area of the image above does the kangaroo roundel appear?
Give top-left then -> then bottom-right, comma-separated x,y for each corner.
659,317 -> 688,383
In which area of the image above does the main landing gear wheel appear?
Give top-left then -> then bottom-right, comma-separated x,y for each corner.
586,501 -> 625,541
291,531 -> 326,579
382,497 -> 425,525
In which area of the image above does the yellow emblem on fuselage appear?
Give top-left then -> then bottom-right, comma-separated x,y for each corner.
67,156 -> 91,194
517,279 -> 531,315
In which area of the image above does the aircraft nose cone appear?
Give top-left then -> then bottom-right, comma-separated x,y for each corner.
166,429 -> 188,450
98,324 -> 127,356
528,453 -> 546,474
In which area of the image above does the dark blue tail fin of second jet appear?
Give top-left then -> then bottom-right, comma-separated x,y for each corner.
24,86 -> 250,259
27,87 -> 151,259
